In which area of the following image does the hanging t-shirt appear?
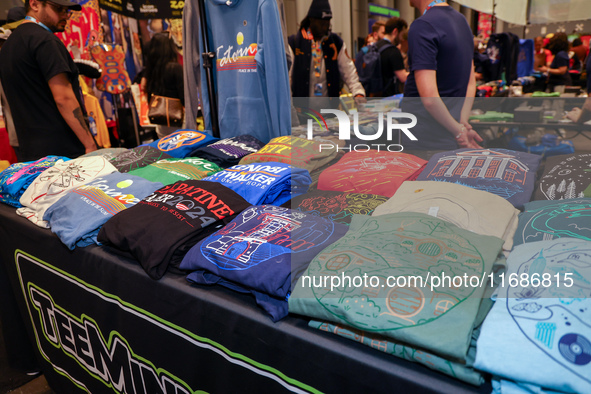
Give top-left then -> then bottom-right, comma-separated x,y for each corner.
0,156 -> 66,207
180,205 -> 348,321
308,320 -> 484,386
284,190 -> 389,225
109,145 -> 173,173
128,157 -> 222,186
416,148 -> 541,210
317,151 -> 427,197
44,173 -> 163,249
97,180 -> 251,280
289,212 -> 504,361
145,129 -> 218,158
238,136 -> 338,173
513,198 -> 591,247
17,157 -> 117,228
475,238 -> 591,394
372,181 -> 520,253
202,162 -> 311,206
533,152 -> 591,200
190,135 -> 264,168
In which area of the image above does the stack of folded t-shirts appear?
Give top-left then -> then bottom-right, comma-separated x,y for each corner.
317,151 -> 427,197
128,157 -> 222,185
109,145 -> 172,172
284,190 -> 389,225
289,212 -> 504,377
533,152 -> 591,200
180,205 -> 348,321
416,148 -> 541,210
43,173 -> 163,249
513,198 -> 591,247
475,238 -> 591,393
202,162 -> 311,206
17,157 -> 117,227
372,181 -> 520,254
98,180 -> 250,280
189,135 -> 264,168
144,129 -> 218,158
238,136 -> 338,173
0,156 -> 66,207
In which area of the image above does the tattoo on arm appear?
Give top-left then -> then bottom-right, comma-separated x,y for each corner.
73,107 -> 91,133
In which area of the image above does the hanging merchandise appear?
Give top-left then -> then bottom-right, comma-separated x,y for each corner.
91,43 -> 132,94
185,0 -> 291,142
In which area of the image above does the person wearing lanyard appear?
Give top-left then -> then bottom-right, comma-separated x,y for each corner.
401,0 -> 482,150
288,0 -> 366,103
0,0 -> 97,162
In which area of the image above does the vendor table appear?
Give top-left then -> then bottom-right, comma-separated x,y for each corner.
0,203 -> 490,393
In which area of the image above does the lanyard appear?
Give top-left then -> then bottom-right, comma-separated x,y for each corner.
423,0 -> 445,15
24,16 -> 52,32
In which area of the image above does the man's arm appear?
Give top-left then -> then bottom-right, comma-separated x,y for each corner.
48,73 -> 97,154
394,69 -> 409,84
336,42 -> 366,97
415,69 -> 481,148
459,61 -> 482,147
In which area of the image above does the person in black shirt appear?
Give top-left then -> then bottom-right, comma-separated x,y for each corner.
375,17 -> 408,97
0,0 -> 97,162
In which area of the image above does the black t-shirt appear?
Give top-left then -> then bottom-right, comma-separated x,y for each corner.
376,39 -> 405,96
0,23 -> 86,161
548,51 -> 572,87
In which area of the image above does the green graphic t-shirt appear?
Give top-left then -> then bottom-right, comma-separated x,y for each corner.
289,212 -> 504,361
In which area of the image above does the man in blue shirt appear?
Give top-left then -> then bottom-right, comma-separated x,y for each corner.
402,0 -> 482,150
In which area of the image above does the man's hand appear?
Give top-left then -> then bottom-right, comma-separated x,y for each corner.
455,123 -> 483,149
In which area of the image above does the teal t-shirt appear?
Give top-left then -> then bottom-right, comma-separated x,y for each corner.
289,211 -> 504,361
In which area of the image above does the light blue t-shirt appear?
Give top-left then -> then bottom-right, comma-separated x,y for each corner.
475,238 -> 591,393
43,173 -> 162,249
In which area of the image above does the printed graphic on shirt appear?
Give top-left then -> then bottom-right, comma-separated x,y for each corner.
157,131 -> 208,152
515,199 -> 591,245
205,163 -> 289,190
289,191 -> 388,224
140,181 -> 237,228
109,146 -> 171,172
536,153 -> 591,200
71,178 -> 141,216
506,240 -> 591,383
216,31 -> 257,73
200,205 -> 337,271
149,158 -> 221,180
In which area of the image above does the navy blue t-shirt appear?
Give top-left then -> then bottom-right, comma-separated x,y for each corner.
548,51 -> 572,87
586,56 -> 591,93
401,6 -> 473,150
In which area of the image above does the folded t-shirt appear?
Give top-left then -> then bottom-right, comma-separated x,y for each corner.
238,136 -> 338,173
17,157 -> 117,228
475,238 -> 591,394
289,212 -> 504,361
145,129 -> 218,158
128,157 -> 222,186
180,205 -> 348,321
373,181 -> 519,253
97,180 -> 251,280
416,148 -> 541,210
202,162 -> 311,206
190,135 -> 264,168
513,198 -> 591,247
533,152 -> 591,200
317,151 -> 427,197
284,190 -> 388,225
109,145 -> 172,172
44,173 -> 162,249
0,156 -> 66,207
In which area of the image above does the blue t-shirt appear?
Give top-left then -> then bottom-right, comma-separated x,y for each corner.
202,162 -> 311,206
401,6 -> 474,150
43,173 -> 163,249
548,51 -> 571,87
587,56 -> 591,94
144,129 -> 218,158
180,205 -> 349,321
416,148 -> 541,210
0,156 -> 66,207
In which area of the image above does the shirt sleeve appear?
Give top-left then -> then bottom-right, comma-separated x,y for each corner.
35,36 -> 73,82
407,20 -> 439,72
337,42 -> 365,96
385,47 -> 405,74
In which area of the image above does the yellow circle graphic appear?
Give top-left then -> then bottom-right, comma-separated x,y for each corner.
237,32 -> 244,46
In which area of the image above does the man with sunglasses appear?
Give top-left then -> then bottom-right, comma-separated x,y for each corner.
0,0 -> 97,162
